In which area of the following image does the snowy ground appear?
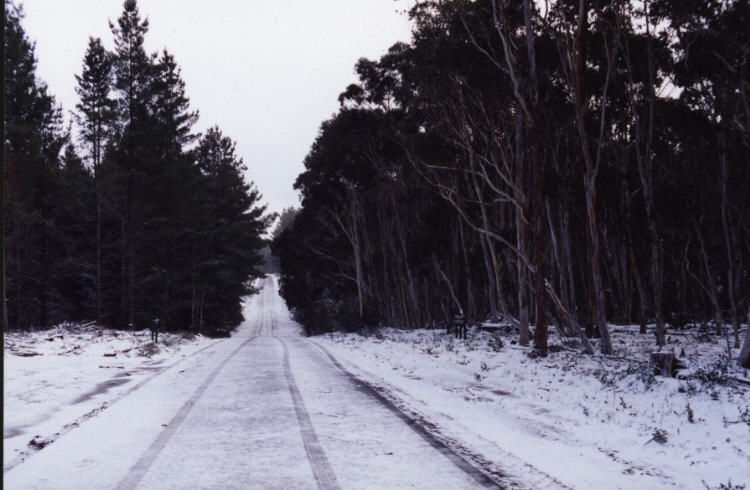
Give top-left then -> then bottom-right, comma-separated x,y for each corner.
4,277 -> 500,489
5,278 -> 748,489
4,323 -> 217,471
316,325 -> 750,489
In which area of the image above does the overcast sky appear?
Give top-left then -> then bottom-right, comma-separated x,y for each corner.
19,0 -> 413,217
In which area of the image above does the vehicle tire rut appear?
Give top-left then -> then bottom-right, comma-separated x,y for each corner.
116,334 -> 259,489
279,338 -> 341,490
309,340 -> 509,489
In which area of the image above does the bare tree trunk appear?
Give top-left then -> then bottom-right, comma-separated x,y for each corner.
531,155 -> 548,356
392,191 -> 421,327
2,168 -> 7,328
517,216 -> 530,345
629,245 -> 648,334
433,256 -> 462,316
561,208 -> 577,319
351,203 -> 364,321
330,193 -> 365,322
199,291 -> 205,333
127,200 -> 135,330
479,233 -> 499,322
190,242 -> 197,332
642,162 -> 665,345
514,117 -> 530,346
569,0 -> 613,353
458,219 -> 476,324
2,229 -> 6,330
95,138 -> 102,325
519,0 -> 549,356
120,215 -> 127,329
738,309 -> 750,368
546,282 -> 595,354
545,201 -> 575,337
694,220 -> 732,357
624,0 -> 665,346
719,146 -> 741,348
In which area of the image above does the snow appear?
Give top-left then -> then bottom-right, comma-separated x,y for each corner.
4,277 -> 491,489
4,277 -> 748,489
4,323 -> 217,472
315,325 -> 750,489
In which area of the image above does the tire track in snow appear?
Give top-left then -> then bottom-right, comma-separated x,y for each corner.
117,295 -> 265,489
279,338 -> 341,490
309,340 -> 507,489
116,333 -> 259,490
2,338 -> 224,474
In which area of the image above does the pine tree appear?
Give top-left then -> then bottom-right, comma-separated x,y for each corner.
50,144 -> 96,322
150,50 -> 199,158
4,1 -> 67,329
191,127 -> 274,331
138,49 -> 200,331
75,36 -> 116,324
108,0 -> 155,328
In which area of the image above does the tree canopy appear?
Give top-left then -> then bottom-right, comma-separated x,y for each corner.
3,0 -> 273,335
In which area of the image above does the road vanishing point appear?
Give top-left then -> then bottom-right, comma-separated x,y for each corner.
4,276 -> 503,489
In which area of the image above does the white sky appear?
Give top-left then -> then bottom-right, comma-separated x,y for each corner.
18,0 -> 413,217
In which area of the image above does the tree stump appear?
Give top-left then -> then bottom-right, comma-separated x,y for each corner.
650,352 -> 678,377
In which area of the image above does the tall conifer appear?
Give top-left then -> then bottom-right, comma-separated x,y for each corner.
75,36 -> 116,324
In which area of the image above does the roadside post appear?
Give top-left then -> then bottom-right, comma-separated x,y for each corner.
454,313 -> 466,340
151,318 -> 160,343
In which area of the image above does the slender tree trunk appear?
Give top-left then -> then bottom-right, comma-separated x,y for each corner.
2,172 -> 7,328
632,0 -> 665,346
458,219 -> 475,324
738,309 -> 750,368
392,192 -> 420,327
517,217 -> 530,345
719,146 -> 741,348
546,281 -> 595,354
480,233 -> 499,322
583,182 -> 612,353
199,291 -> 205,333
545,201 -> 563,306
2,230 -> 6,330
95,140 -> 102,325
120,215 -> 127,329
695,221 -> 732,356
629,246 -> 648,334
127,181 -> 135,330
434,256 -> 462,316
522,0 -> 549,356
514,117 -> 530,346
531,140 -> 548,356
190,242 -> 197,332
39,224 -> 48,327
561,209 -> 577,319
619,239 -> 632,323
568,0 -> 613,353
349,198 -> 364,321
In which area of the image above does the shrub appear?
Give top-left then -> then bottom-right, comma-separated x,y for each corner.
651,429 -> 668,444
693,359 -> 733,387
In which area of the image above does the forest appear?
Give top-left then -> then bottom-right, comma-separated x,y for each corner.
3,0 -> 273,335
272,0 -> 750,366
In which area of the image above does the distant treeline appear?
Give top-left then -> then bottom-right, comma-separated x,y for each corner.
3,0 -> 273,334
273,0 -> 750,365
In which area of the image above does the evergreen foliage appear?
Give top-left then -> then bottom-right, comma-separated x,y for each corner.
3,0 -> 272,335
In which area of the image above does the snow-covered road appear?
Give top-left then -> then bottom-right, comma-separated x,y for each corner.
4,277 -> 498,489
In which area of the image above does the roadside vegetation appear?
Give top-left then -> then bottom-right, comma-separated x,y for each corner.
273,0 -> 750,368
